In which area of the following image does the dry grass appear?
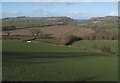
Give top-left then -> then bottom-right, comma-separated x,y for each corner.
2,25 -> 94,38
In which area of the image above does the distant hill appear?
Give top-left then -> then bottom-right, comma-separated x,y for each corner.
2,16 -> 118,39
77,16 -> 118,29
2,16 -> 76,29
2,16 -> 118,31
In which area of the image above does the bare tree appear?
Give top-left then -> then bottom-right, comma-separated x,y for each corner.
30,29 -> 42,38
5,30 -> 11,36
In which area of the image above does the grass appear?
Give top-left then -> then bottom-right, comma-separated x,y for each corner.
71,40 -> 118,52
2,40 -> 82,53
18,35 -> 33,40
35,38 -> 61,44
110,28 -> 118,33
2,40 -> 118,81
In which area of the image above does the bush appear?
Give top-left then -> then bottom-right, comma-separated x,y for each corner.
89,33 -> 96,40
99,46 -> 111,54
110,49 -> 117,55
91,44 -> 117,55
2,25 -> 16,31
61,35 -> 82,45
91,44 -> 100,52
39,34 -> 52,39
86,29 -> 118,40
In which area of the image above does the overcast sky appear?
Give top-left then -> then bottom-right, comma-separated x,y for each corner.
2,2 -> 118,19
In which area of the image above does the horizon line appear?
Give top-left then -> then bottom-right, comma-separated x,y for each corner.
1,15 -> 118,19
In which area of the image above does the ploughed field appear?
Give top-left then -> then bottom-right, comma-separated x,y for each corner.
2,40 -> 118,81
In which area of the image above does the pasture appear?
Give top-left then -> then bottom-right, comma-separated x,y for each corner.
71,40 -> 118,52
2,40 -> 118,81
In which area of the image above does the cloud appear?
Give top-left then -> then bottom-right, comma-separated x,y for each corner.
30,2 -> 77,7
67,11 -> 79,15
2,10 -> 25,18
13,10 -> 22,15
66,10 -> 93,19
107,11 -> 118,16
30,9 -> 54,17
66,10 -> 113,19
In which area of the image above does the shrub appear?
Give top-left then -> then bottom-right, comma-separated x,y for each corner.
110,49 -> 117,55
87,29 -> 118,40
30,29 -> 42,38
99,46 -> 111,54
2,25 -> 16,31
89,33 -> 96,40
39,34 -> 51,39
91,44 -> 100,52
61,35 -> 82,46
91,44 -> 117,55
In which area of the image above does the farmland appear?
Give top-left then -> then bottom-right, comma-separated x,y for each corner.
2,16 -> 118,82
2,1 -> 119,82
71,40 -> 118,52
2,40 -> 118,81
2,25 -> 95,39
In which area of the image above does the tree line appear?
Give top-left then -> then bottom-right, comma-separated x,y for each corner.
3,27 -> 118,46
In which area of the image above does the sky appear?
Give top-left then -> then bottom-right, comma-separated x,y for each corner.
2,2 -> 118,19
1,0 -> 119,2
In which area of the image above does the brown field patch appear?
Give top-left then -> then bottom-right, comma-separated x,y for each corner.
2,25 -> 94,38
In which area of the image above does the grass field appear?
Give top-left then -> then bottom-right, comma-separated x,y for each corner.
2,40 -> 118,81
110,28 -> 118,33
35,38 -> 61,44
34,39 -> 118,54
71,40 -> 118,51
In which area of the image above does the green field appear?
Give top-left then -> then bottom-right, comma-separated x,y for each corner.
35,38 -> 61,45
2,40 -> 118,81
71,40 -> 118,51
110,28 -> 118,33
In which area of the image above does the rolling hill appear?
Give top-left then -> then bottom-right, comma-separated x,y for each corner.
2,16 -> 118,30
2,25 -> 94,39
2,16 -> 118,40
2,16 -> 76,29
78,16 -> 118,29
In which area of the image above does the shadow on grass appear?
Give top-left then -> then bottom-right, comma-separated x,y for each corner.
3,52 -> 116,81
3,52 -> 103,59
2,52 -> 105,66
80,75 -> 101,82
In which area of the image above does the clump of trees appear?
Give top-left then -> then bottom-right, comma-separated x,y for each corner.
59,28 -> 118,46
2,25 -> 17,38
87,29 -> 118,40
61,35 -> 82,46
5,30 -> 11,36
30,29 -> 51,39
30,29 -> 42,38
2,25 -> 16,31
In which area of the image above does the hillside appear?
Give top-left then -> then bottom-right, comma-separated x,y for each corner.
2,25 -> 94,39
2,16 -> 118,30
2,16 -> 76,29
77,16 -> 118,29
